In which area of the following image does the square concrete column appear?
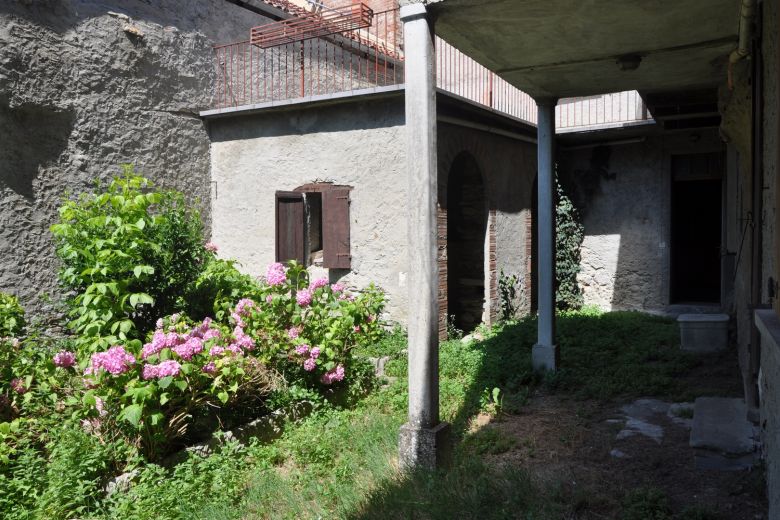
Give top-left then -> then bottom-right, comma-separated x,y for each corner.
398,2 -> 449,470
532,98 -> 559,372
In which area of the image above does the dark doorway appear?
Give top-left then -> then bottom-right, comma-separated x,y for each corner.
670,154 -> 723,304
447,152 -> 488,332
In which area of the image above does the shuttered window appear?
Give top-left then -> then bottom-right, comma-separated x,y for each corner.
275,191 -> 305,264
322,188 -> 351,269
275,185 -> 351,269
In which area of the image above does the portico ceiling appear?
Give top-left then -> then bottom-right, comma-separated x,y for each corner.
425,0 -> 741,99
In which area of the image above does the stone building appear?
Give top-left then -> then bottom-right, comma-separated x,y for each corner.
3,0 -> 780,515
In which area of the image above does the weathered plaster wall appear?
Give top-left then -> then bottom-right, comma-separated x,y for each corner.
560,130 -> 724,311
0,0 -> 266,318
208,96 -> 410,322
760,0 -> 780,516
208,96 -> 535,326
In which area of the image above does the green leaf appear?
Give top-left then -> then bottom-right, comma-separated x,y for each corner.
174,380 -> 187,392
158,376 -> 173,389
120,404 -> 143,427
217,391 -> 229,404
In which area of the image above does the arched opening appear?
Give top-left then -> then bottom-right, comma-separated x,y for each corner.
447,152 -> 488,333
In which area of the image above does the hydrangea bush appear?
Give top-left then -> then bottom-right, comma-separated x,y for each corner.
75,261 -> 384,457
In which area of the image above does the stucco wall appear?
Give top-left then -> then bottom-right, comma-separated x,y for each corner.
0,0 -> 267,318
560,130 -> 724,311
208,96 -> 536,326
208,96 -> 410,322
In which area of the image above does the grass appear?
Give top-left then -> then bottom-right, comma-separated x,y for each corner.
82,308 -> 716,519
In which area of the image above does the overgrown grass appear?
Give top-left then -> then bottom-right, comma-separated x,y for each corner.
11,308 -> 712,519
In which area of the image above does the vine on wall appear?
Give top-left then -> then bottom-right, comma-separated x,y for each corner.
555,177 -> 585,311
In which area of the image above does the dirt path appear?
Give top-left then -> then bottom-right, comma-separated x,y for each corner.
478,394 -> 766,519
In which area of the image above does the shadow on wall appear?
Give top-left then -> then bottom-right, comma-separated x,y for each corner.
558,141 -> 667,311
558,134 -> 726,311
0,98 -> 74,199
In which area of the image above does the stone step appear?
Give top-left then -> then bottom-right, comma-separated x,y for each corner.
689,397 -> 759,471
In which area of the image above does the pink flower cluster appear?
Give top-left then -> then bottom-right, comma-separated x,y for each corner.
142,360 -> 182,380
232,298 -> 256,327
10,378 -> 26,394
53,351 -> 77,368
87,346 -> 135,375
205,241 -> 219,253
297,344 -> 320,371
231,326 -> 255,351
320,364 -> 345,385
142,318 -> 218,360
330,283 -> 344,293
173,336 -> 203,361
310,277 -> 328,290
266,262 -> 287,286
296,288 -> 313,307
287,326 -> 302,339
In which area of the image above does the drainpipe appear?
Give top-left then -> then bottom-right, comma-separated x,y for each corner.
728,0 -> 756,89
747,4 -> 763,421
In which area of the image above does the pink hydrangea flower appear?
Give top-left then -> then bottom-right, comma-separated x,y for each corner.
330,283 -> 344,293
303,358 -> 316,371
266,295 -> 273,303
295,344 -> 310,356
203,328 -> 221,340
53,351 -> 76,368
233,326 -> 255,350
156,318 -> 164,329
142,330 -> 167,359
266,262 -> 287,286
205,242 -> 219,252
227,343 -> 244,355
209,345 -> 225,357
10,378 -> 26,394
157,359 -> 181,379
173,336 -> 203,361
310,277 -> 328,290
235,298 -> 255,316
231,312 -> 246,328
287,326 -> 301,339
87,346 -> 135,375
321,364 -> 346,385
353,326 -> 361,333
367,315 -> 375,323
296,288 -> 313,307
142,364 -> 159,380
202,362 -> 217,374
309,347 -> 321,359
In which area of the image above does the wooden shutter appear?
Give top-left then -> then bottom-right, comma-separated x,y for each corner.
322,188 -> 351,269
275,191 -> 305,264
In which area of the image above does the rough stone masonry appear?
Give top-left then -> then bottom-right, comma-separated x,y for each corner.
0,0 -> 267,318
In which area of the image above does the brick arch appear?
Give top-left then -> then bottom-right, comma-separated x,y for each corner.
436,133 -> 499,338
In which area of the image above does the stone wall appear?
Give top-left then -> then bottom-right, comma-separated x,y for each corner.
0,0 -> 267,318
755,310 -> 780,519
559,130 -> 724,311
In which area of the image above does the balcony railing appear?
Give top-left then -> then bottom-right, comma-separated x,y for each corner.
211,7 -> 651,130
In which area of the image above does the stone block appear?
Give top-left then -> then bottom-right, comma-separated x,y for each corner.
398,421 -> 451,470
678,313 -> 730,352
690,397 -> 756,455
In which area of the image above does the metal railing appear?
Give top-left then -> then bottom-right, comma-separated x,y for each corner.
211,8 -> 651,131
213,8 -> 403,108
556,91 -> 650,131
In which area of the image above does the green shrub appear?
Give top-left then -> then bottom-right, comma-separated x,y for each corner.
555,178 -> 584,311
51,167 -> 206,352
0,293 -> 25,338
185,257 -> 263,322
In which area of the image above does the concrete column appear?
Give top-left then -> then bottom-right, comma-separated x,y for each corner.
532,99 -> 559,372
398,2 -> 449,470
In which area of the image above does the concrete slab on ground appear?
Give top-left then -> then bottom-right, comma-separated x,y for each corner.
690,397 -> 756,455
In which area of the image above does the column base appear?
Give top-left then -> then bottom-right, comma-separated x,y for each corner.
532,343 -> 558,372
398,421 -> 451,470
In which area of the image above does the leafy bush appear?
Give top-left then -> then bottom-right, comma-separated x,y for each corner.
79,261 -> 385,458
555,178 -> 585,310
51,168 -> 206,352
185,257 -> 263,322
0,293 -> 25,338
